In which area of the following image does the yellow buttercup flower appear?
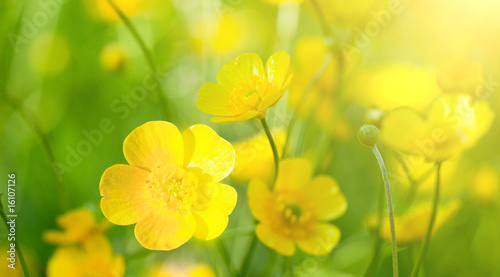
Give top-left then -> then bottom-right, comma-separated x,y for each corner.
43,208 -> 109,245
47,235 -> 125,277
44,208 -> 124,277
87,0 -> 145,22
197,52 -> 292,123
436,56 -> 483,96
230,130 -> 286,184
381,94 -> 494,161
347,64 -> 441,111
366,200 -> 460,244
248,158 -> 347,256
146,262 -> 215,277
99,121 -> 237,250
471,164 -> 499,204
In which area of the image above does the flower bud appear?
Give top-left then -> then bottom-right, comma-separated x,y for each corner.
358,124 -> 380,147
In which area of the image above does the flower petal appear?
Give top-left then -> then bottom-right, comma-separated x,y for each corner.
296,223 -> 341,256
197,83 -> 235,116
248,178 -> 274,222
256,223 -> 295,256
192,183 -> 237,240
259,74 -> 292,111
123,121 -> 184,170
182,124 -> 235,182
100,164 -> 150,225
275,158 -> 313,191
209,110 -> 261,124
217,53 -> 264,91
265,51 -> 291,88
134,209 -> 196,250
307,175 -> 347,221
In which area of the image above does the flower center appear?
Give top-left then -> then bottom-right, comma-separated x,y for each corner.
282,204 -> 303,224
229,75 -> 265,114
146,165 -> 199,214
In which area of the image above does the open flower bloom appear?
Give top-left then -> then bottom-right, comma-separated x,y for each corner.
197,51 -> 292,123
43,208 -> 109,245
381,94 -> 494,161
47,235 -> 125,277
99,121 -> 237,250
248,158 -> 347,256
230,130 -> 286,184
365,200 -> 460,244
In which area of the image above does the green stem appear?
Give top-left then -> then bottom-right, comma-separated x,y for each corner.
371,146 -> 399,277
260,118 -> 279,185
216,240 -> 237,276
105,0 -> 170,120
220,225 -> 255,240
282,53 -> 333,159
239,234 -> 258,277
0,195 -> 30,277
410,162 -> 442,277
2,94 -> 68,210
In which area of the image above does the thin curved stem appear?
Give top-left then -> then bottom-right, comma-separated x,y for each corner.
239,234 -> 258,277
410,162 -> 442,277
216,240 -> 237,276
105,0 -> 170,120
2,93 -> 68,210
371,146 -> 399,277
282,53 -> 333,159
261,118 -> 280,185
0,195 -> 30,277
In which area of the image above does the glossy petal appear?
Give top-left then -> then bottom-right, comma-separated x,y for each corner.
217,53 -> 264,91
381,107 -> 427,155
265,51 -> 291,88
100,164 -> 150,225
259,74 -> 292,111
192,183 -> 237,240
209,110 -> 261,124
275,158 -> 313,191
296,223 -> 341,255
248,178 -> 274,222
307,175 -> 347,221
197,83 -> 234,116
256,223 -> 295,256
123,121 -> 184,170
182,124 -> 235,182
134,209 -> 196,250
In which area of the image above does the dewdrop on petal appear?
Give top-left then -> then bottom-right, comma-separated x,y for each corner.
358,124 -> 380,147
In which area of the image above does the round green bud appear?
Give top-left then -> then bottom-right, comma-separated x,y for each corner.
358,124 -> 380,147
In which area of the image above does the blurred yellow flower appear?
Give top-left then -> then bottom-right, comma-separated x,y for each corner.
471,164 -> 499,203
197,52 -> 292,123
47,235 -> 125,277
230,130 -> 286,184
248,158 -> 347,256
366,200 -> 460,244
307,0 -> 382,26
43,208 -> 109,245
1,243 -> 40,277
99,121 -> 237,250
147,262 -> 215,277
87,0 -> 145,22
100,43 -> 127,73
381,95 -> 494,161
190,14 -> 248,57
347,64 -> 441,111
436,56 -> 483,96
